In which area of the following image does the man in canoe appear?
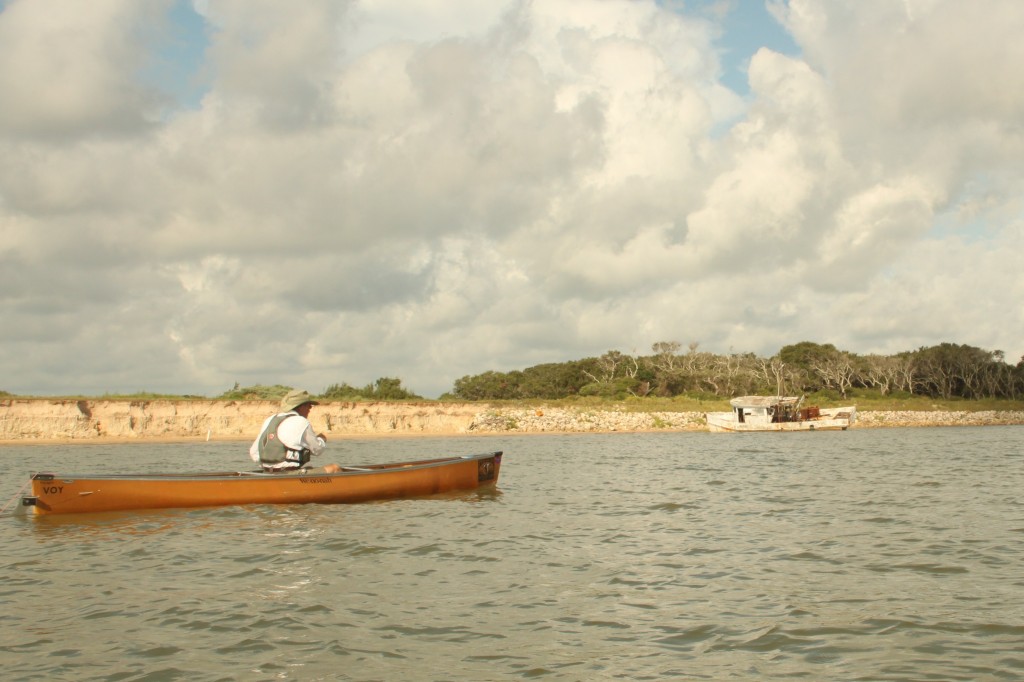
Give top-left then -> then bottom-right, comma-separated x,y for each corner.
249,389 -> 342,474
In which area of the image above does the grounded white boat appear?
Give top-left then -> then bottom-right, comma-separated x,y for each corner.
705,396 -> 856,432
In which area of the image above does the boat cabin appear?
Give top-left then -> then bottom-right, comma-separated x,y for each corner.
728,396 -> 817,425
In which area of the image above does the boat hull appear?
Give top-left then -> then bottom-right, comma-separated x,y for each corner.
705,408 -> 856,433
22,452 -> 502,516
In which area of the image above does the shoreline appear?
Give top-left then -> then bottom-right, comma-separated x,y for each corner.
1,398 -> 1023,444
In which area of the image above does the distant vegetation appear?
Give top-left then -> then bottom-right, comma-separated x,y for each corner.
216,384 -> 296,401
0,391 -> 206,401
214,378 -> 422,402
4,341 -> 1022,408
0,380 -> 422,402
444,341 -> 1024,403
320,377 -> 422,401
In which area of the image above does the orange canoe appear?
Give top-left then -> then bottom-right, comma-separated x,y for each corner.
21,451 -> 502,516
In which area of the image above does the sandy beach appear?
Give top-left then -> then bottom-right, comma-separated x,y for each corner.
2,398 -> 1023,444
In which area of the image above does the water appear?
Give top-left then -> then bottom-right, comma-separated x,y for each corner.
2,427 -> 1023,681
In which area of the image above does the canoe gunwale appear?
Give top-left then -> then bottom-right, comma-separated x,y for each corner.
29,451 -> 502,484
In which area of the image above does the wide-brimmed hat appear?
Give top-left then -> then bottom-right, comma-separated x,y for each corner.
281,389 -> 319,411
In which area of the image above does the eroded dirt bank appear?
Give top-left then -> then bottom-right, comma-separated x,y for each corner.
1,399 -> 1022,443
0,399 -> 483,442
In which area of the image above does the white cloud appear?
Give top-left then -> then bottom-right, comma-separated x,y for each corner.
1,0 -> 1022,398
200,0 -> 349,128
0,0 -> 167,137
343,0 -> 509,57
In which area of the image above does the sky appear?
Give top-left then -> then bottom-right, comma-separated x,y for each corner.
1,0 -> 1022,399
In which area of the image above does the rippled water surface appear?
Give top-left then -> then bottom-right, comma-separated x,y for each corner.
2,427 -> 1023,681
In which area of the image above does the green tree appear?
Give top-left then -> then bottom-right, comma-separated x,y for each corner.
217,383 -> 294,400
912,343 -> 1004,399
323,377 -> 422,400
451,371 -> 521,400
518,360 -> 596,399
778,342 -> 845,393
368,377 -> 422,400
320,382 -> 365,400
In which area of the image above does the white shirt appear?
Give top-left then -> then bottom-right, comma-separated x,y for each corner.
249,411 -> 327,468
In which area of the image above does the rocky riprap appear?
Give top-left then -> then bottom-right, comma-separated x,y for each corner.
469,408 -> 706,433
854,410 -> 1024,428
468,407 -> 1024,433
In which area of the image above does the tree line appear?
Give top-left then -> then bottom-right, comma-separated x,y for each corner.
218,378 -> 423,402
4,342 -> 1020,402
445,341 -> 1024,401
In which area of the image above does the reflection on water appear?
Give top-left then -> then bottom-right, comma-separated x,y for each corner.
2,428 -> 1023,680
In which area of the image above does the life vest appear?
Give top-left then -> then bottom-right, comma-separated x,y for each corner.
257,413 -> 311,468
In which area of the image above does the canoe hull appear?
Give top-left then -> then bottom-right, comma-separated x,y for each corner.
23,452 -> 502,516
